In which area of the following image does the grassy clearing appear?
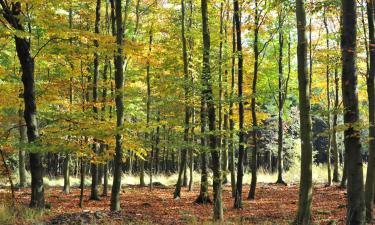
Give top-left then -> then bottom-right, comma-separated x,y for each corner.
0,204 -> 47,225
8,163 -> 367,189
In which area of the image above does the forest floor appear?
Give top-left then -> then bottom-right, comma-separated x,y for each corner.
0,182 -> 367,225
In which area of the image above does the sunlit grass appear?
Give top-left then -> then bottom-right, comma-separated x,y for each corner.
8,163 -> 368,188
0,203 -> 46,225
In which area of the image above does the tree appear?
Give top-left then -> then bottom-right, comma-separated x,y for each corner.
174,0 -> 190,199
201,0 -> 223,220
90,0 -> 101,201
365,0 -> 375,222
341,0 -> 366,223
294,0 -> 313,223
275,5 -> 290,185
0,1 -> 45,208
18,109 -> 27,188
233,0 -> 245,209
322,7 -> 332,187
110,0 -> 125,211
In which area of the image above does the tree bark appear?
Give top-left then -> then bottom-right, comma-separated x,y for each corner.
365,0 -> 375,222
201,0 -> 223,219
229,15 -> 236,198
110,0 -> 125,211
249,0 -> 259,200
174,0 -> 190,197
0,1 -> 45,208
323,8 -> 332,186
341,0 -> 366,223
332,67 -> 340,183
18,109 -> 27,188
276,8 -> 288,185
294,0 -> 313,223
233,0 -> 245,209
195,88 -> 211,204
90,0 -> 101,201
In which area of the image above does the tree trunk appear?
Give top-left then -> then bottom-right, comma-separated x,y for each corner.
294,0 -> 313,223
323,8 -> 332,186
233,0 -> 245,209
218,0 -> 226,185
276,8 -> 287,185
332,67 -> 340,183
365,0 -> 375,222
249,0 -> 259,200
90,0 -> 101,201
341,0 -> 366,223
18,109 -> 27,188
229,15 -> 236,198
195,90 -> 211,204
201,0 -> 223,220
174,0 -> 191,196
0,1 -> 45,208
90,144 -> 100,200
63,154 -> 71,194
110,0 -> 125,211
79,157 -> 85,208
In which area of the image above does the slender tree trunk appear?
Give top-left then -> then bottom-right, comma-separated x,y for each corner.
146,28 -> 154,191
249,0 -> 259,200
201,0 -> 223,219
102,147 -> 108,196
90,0 -> 101,201
276,9 -> 287,185
229,15 -> 236,198
218,0 -> 226,185
233,0 -> 245,209
294,0 -> 313,223
341,0 -> 366,223
110,0 -> 125,211
323,8 -> 332,186
365,0 -> 375,222
332,68 -> 340,183
63,7 -> 75,194
174,0 -> 191,197
79,157 -> 85,208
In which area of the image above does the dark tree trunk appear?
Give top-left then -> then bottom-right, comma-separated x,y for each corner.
332,68 -> 340,183
365,0 -> 375,222
249,0 -> 259,200
323,8 -> 332,186
276,9 -> 288,185
233,0 -> 245,209
294,0 -> 313,223
0,1 -> 45,208
79,157 -> 85,208
229,15 -> 236,198
341,0 -> 366,223
90,143 -> 100,200
90,0 -> 101,201
110,0 -> 125,211
174,0 -> 190,197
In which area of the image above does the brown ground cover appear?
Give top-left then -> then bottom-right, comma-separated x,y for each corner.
1,183 -> 371,224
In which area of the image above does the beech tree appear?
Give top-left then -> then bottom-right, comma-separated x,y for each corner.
295,0 -> 313,223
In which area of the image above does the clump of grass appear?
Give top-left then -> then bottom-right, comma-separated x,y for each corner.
0,203 -> 46,225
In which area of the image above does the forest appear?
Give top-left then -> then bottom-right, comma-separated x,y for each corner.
0,0 -> 374,224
